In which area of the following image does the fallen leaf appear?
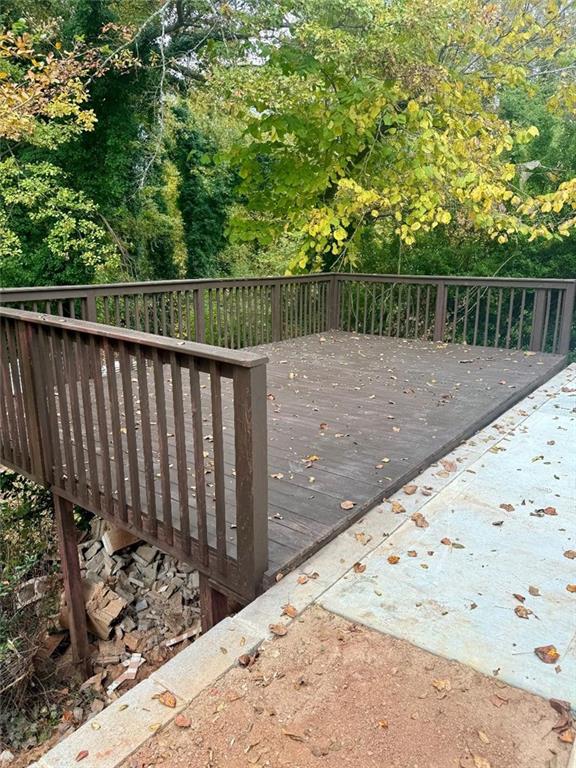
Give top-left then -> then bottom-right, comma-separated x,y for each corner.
407,550 -> 417,557
303,454 -> 320,462
238,654 -> 253,667
513,593 -> 525,603
269,623 -> 288,637
535,506 -> 557,516
378,719 -> 389,729
441,537 -> 452,545
528,585 -> 541,597
175,714 -> 191,728
392,426 -> 400,433
478,731 -> 489,744
387,555 -> 400,565
563,550 -> 576,559
559,729 -> 574,744
155,691 -> 177,708
534,645 -> 560,664
499,503 -> 514,512
566,584 -> 576,593
354,532 -> 372,545
282,603 -> 298,618
432,678 -> 451,692
90,722 -> 100,730
297,574 -> 309,584
440,458 -> 458,473
340,500 -> 356,510
514,605 -> 532,619
403,484 -> 417,495
411,512 -> 429,528
271,472 -> 284,480
549,698 -> 573,733
391,500 -> 406,514
319,422 -> 327,430
353,562 -> 366,573
75,751 -> 89,762
451,542 -> 466,549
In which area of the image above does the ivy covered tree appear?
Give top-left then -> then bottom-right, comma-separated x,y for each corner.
220,0 -> 576,272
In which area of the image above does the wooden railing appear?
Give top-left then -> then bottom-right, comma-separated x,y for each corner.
1,273 -> 574,354
0,308 -> 269,603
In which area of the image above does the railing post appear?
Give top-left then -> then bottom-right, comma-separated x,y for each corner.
84,293 -> 97,323
54,493 -> 90,676
433,281 -> 447,342
557,283 -> 575,355
194,287 -> 206,343
271,283 -> 282,341
530,288 -> 547,352
233,362 -> 269,600
328,274 -> 340,330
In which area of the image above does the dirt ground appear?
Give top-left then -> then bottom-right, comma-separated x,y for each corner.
125,606 -> 571,768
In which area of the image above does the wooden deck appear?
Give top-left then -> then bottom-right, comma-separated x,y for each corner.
84,331 -> 564,586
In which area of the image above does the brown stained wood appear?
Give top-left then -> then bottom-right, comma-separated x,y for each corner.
136,346 -> 157,536
103,338 -> 127,521
209,361 -> 227,577
89,336 -> 113,515
152,348 -> 173,544
54,493 -> 90,675
171,351 -> 190,556
119,342 -> 142,526
189,358 -> 209,568
63,333 -> 88,500
51,328 -> 76,496
199,573 -> 230,632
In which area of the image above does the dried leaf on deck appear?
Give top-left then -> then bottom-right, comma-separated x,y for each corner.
354,532 -> 372,546
514,605 -> 532,619
563,550 -> 576,559
499,503 -> 514,512
440,458 -> 457,473
528,585 -> 541,597
282,603 -> 298,618
403,484 -> 417,495
566,584 -> 576,593
512,593 -> 525,603
340,500 -> 356,510
75,751 -> 89,762
534,645 -> 560,664
411,512 -> 429,528
353,562 -> 366,573
432,678 -> 451,692
391,500 -> 406,514
387,555 -> 400,565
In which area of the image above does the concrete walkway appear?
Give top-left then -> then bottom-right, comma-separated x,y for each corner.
320,363 -> 576,703
35,364 -> 576,768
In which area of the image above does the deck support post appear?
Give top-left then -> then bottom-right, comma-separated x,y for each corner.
54,493 -> 90,676
557,283 -> 575,355
433,281 -> 447,342
271,283 -> 282,341
328,274 -> 340,330
530,288 -> 547,351
199,574 -> 230,632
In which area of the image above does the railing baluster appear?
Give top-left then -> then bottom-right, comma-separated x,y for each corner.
171,352 -> 190,556
119,342 -> 142,527
89,336 -> 113,516
152,348 -> 173,544
189,358 -> 209,568
104,338 -> 127,522
210,361 -> 227,576
136,346 -> 157,536
51,328 -> 76,494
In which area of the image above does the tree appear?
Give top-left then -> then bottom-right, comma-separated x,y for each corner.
220,0 -> 576,272
0,25 -> 121,286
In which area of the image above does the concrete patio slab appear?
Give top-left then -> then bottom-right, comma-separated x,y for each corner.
319,365 -> 576,703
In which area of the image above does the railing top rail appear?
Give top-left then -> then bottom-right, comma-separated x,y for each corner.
0,273 -> 333,301
0,307 -> 268,368
0,272 -> 574,303
336,273 -> 576,289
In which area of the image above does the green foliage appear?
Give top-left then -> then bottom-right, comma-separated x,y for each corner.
218,0 -> 576,273
0,159 -> 120,286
